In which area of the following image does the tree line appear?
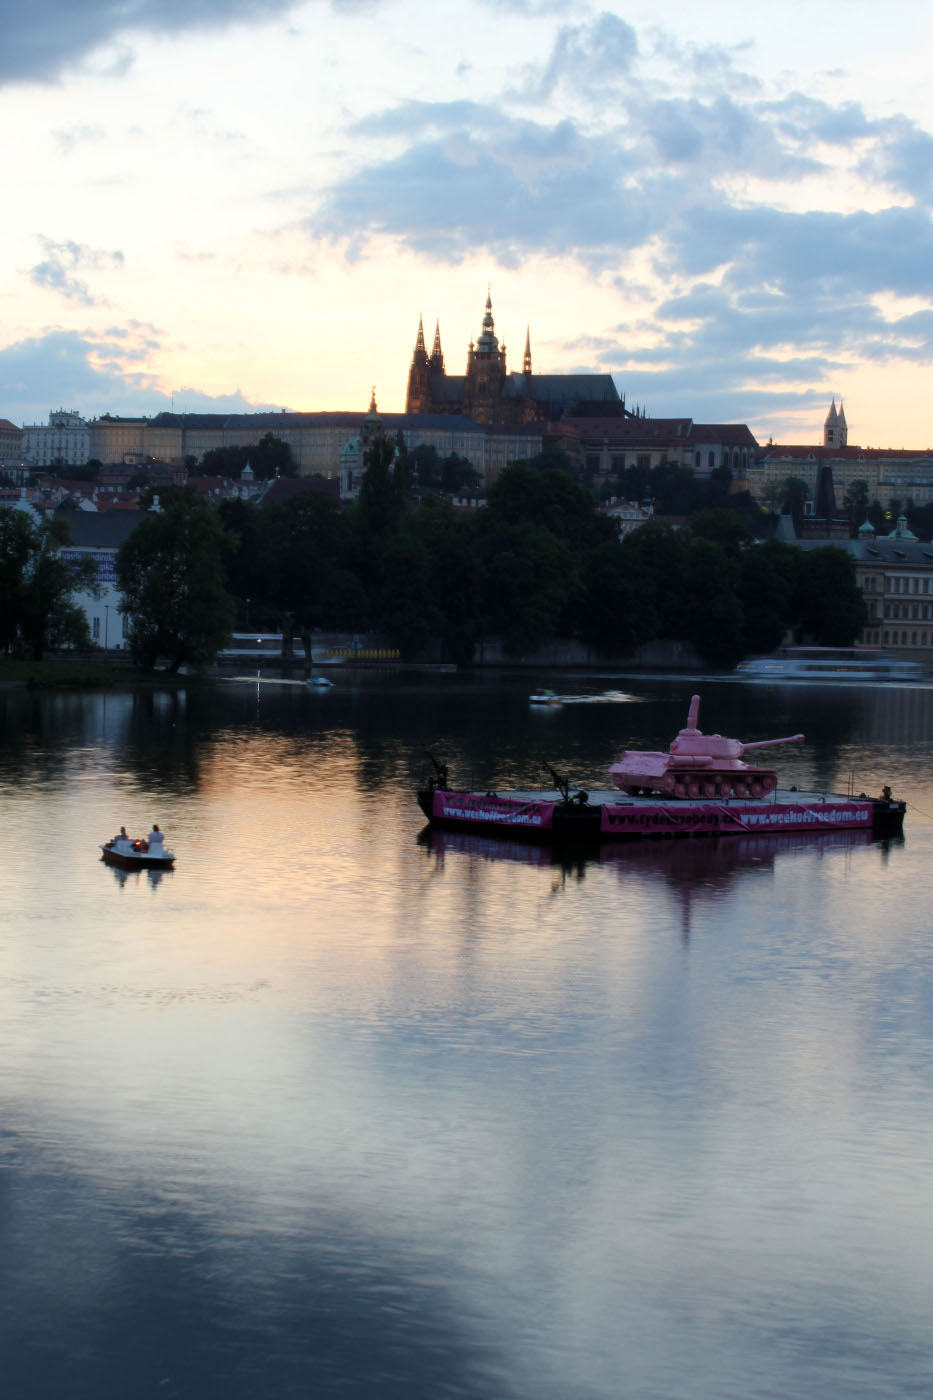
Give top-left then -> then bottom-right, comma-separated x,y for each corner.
0,443 -> 868,669
109,443 -> 867,671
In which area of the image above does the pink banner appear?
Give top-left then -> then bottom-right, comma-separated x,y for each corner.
433,791 -> 555,831
600,800 -> 873,836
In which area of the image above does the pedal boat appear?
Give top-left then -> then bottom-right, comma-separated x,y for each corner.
100,835 -> 176,870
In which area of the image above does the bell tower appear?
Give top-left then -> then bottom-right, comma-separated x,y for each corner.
464,289 -> 508,424
824,397 -> 848,449
405,315 -> 431,414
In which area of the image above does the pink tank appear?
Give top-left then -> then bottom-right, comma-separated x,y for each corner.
609,695 -> 804,799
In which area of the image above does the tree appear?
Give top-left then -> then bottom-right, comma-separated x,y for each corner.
357,434 -> 405,538
778,476 -> 809,531
117,495 -> 236,670
843,479 -> 869,531
739,540 -> 800,657
440,453 -> 481,495
477,520 -> 576,655
575,539 -> 656,657
0,509 -> 98,659
198,433 -> 294,481
687,509 -> 754,551
793,547 -> 868,646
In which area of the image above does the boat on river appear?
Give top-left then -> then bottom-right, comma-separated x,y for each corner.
735,647 -> 926,682
529,689 -> 561,706
100,833 -> 175,870
417,695 -> 906,843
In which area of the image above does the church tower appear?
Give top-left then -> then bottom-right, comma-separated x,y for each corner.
430,320 -> 445,375
464,290 -> 509,424
824,397 -> 848,449
523,325 -> 532,377
405,315 -> 431,414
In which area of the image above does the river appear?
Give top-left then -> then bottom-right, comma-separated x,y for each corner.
2,670 -> 933,1399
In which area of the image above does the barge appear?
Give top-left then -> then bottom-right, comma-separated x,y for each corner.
417,696 -> 906,843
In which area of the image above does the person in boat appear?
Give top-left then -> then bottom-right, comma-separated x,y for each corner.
147,823 -> 164,849
110,826 -> 128,845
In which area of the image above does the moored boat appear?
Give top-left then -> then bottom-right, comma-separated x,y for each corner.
417,699 -> 906,843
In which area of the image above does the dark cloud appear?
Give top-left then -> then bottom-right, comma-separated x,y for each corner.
312,114 -> 674,265
0,0 -> 303,85
667,203 -> 933,298
0,328 -> 282,423
27,238 -> 125,306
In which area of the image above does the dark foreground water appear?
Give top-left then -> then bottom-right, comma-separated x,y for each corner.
2,670 -> 933,1400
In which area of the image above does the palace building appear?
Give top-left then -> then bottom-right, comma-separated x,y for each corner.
405,292 -> 623,425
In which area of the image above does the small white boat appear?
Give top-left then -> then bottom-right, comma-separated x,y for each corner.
100,834 -> 175,870
308,676 -> 334,688
529,689 -> 561,706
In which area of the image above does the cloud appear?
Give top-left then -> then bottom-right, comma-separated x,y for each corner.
513,12 -> 638,100
27,237 -> 125,306
53,124 -> 106,154
0,327 -> 283,424
311,105 -> 674,266
0,0 -> 304,85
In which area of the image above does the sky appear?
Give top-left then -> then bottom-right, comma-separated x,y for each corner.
2,0 -> 933,447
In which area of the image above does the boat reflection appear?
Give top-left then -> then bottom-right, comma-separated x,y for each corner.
107,863 -> 172,891
420,824 -> 901,943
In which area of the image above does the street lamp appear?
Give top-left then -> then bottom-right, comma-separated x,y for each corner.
104,604 -> 109,651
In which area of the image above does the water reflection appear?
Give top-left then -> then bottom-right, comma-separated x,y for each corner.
2,675 -> 933,1400
106,862 -> 171,891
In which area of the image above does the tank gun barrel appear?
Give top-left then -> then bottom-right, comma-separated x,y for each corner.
740,733 -> 804,753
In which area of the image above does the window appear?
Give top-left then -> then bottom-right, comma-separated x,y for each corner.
585,454 -> 600,471
708,451 -> 715,469
637,455 -> 650,469
611,454 -> 625,471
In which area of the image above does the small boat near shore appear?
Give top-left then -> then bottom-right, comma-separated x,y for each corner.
529,689 -> 561,706
418,696 -> 906,843
100,833 -> 175,870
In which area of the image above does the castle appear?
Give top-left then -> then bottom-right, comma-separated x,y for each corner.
405,291 -> 623,425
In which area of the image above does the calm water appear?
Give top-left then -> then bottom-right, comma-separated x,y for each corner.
2,671 -> 933,1400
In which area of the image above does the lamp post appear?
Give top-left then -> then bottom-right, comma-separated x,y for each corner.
104,604 -> 109,652
246,597 -> 251,629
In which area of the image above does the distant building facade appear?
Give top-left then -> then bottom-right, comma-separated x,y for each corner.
793,515 -> 933,662
552,416 -> 759,478
749,401 -> 933,510
22,410 -> 90,469
0,418 -> 23,472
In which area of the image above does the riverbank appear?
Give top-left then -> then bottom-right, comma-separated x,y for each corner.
0,657 -> 193,689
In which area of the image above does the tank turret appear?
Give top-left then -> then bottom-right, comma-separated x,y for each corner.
609,695 -> 804,799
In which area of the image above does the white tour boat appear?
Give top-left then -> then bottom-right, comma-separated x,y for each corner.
736,647 -> 926,682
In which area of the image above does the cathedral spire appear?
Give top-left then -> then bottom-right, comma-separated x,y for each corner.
523,324 -> 532,377
430,319 -> 445,373
415,315 -> 427,356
